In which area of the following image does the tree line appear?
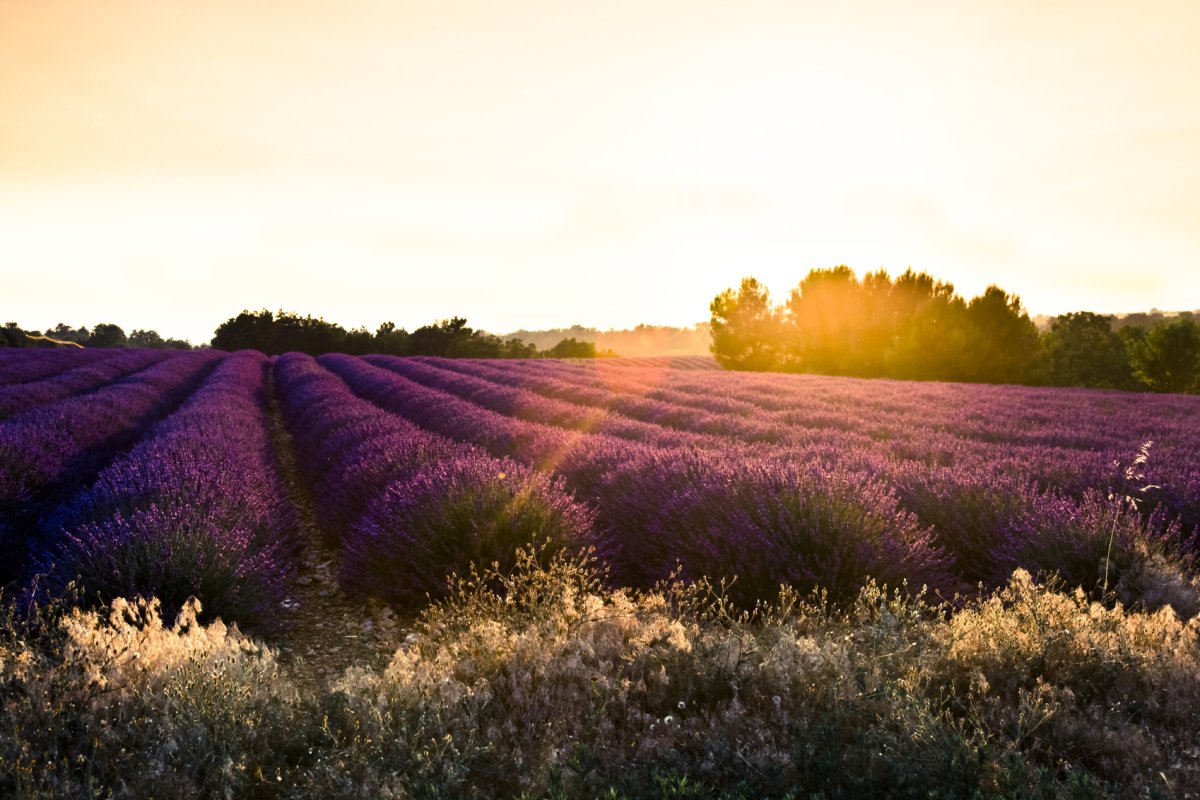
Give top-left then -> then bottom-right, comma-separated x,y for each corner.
0,312 -> 615,358
0,322 -> 190,350
210,310 -> 614,358
710,268 -> 1200,393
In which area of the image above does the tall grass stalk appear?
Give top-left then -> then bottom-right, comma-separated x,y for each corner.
1104,440 -> 1158,597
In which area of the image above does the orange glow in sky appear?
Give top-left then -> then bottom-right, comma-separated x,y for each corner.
2,0 -> 1198,343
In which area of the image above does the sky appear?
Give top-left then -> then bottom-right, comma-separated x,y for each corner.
2,0 -> 1198,344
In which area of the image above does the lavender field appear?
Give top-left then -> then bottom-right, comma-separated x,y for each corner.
2,347 -> 1200,625
8,348 -> 1200,797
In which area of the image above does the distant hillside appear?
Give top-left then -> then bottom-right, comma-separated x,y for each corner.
499,323 -> 712,358
1033,309 -> 1199,332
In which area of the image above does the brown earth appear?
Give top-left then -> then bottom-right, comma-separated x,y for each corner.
262,374 -> 412,691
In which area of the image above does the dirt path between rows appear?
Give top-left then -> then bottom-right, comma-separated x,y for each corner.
262,374 -> 410,692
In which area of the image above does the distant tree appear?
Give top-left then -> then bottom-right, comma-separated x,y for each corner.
545,338 -> 598,358
1127,317 -> 1200,393
406,317 -> 457,357
784,266 -> 863,374
957,286 -> 1040,384
272,311 -> 346,355
211,311 -> 547,357
888,278 -> 972,381
212,309 -> 347,354
342,326 -> 376,356
375,321 -> 410,356
403,317 -> 519,358
499,338 -> 539,358
212,310 -> 276,353
89,323 -> 128,348
709,277 -> 786,371
1040,312 -> 1135,389
128,328 -> 166,348
1112,311 -> 1167,332
1,322 -> 31,348
126,328 -> 191,349
501,324 -> 709,357
45,323 -> 90,345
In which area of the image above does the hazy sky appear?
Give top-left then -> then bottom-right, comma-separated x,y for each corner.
2,0 -> 1198,343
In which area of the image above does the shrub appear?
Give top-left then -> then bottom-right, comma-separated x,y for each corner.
33,504 -> 290,632
928,569 -> 1200,791
0,594 -> 305,799
891,464 -> 1041,588
340,457 -> 596,606
6,559 -> 1200,797
1005,489 -> 1200,616
594,451 -> 952,606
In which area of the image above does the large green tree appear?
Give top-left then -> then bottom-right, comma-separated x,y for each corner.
1127,317 -> 1200,393
374,321 -> 410,356
957,286 -> 1041,384
1040,312 -> 1134,389
711,268 -> 1046,385
1,322 -> 31,348
212,310 -> 347,354
784,266 -> 864,375
88,323 -> 128,349
885,270 -> 967,380
709,277 -> 786,371
889,290 -> 971,381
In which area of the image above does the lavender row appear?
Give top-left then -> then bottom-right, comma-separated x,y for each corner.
275,353 -> 594,606
0,348 -> 171,420
319,354 -> 637,470
363,355 -> 728,450
495,357 -> 883,431
422,357 -> 1200,535
28,352 -> 301,630
413,356 -> 838,446
0,350 -> 221,582
322,355 -> 955,603
0,348 -> 104,388
520,358 -> 1200,460
514,359 -> 1199,561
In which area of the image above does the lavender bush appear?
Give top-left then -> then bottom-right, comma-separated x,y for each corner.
0,348 -> 101,387
28,352 -> 299,631
0,351 -> 220,582
342,456 -> 596,605
0,349 -> 169,420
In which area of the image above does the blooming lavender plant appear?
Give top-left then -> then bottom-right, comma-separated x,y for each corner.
29,352 -> 300,631
0,348 -> 102,388
0,349 -> 170,420
342,456 -> 596,605
0,351 -> 220,582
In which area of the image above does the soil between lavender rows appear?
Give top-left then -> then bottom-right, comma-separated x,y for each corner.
263,374 -> 409,689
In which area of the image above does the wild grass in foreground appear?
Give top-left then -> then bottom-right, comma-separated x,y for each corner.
4,550 -> 1200,799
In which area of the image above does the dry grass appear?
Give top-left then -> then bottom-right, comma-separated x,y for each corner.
4,551 -> 1200,798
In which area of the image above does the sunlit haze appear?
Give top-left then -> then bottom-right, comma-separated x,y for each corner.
3,0 -> 1199,343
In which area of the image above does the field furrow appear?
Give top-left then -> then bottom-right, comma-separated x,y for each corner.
276,353 -> 593,607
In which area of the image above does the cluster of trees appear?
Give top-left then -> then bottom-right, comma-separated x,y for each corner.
0,322 -> 190,350
711,268 -> 1200,393
210,310 -> 616,358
